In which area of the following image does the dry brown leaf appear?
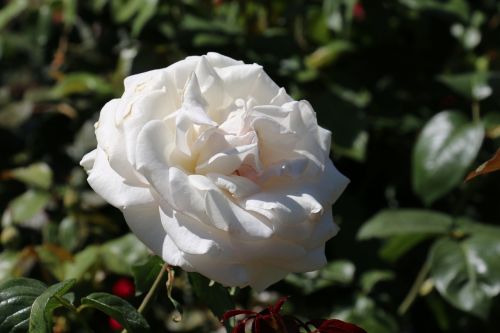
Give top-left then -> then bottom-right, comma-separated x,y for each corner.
465,149 -> 500,181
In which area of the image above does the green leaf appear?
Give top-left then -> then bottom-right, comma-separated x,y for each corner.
332,296 -> 398,333
360,270 -> 395,294
101,234 -> 149,275
0,101 -> 33,129
0,251 -> 22,283
379,234 -> 429,262
58,216 -> 81,252
305,40 -> 354,69
429,235 -> 500,318
0,0 -> 28,30
131,0 -> 158,36
358,209 -> 453,240
80,292 -> 150,332
62,0 -> 77,28
286,260 -> 355,294
0,278 -> 47,333
63,245 -> 100,280
438,72 -> 491,101
11,163 -> 53,190
9,190 -> 50,224
412,111 -> 484,205
132,255 -> 164,296
50,73 -> 113,98
188,272 -> 234,319
322,260 -> 356,284
29,279 -> 76,333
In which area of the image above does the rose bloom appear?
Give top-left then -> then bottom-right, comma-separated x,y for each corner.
81,53 -> 348,290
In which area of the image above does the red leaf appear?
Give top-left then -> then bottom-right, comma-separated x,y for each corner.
311,319 -> 367,333
222,309 -> 257,321
232,319 -> 249,333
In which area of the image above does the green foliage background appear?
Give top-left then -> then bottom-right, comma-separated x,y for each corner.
1,0 -> 500,332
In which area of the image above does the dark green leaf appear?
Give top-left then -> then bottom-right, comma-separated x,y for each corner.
379,234 -> 430,262
412,111 -> 484,204
332,296 -> 398,333
11,163 -> 53,190
188,272 -> 234,319
80,292 -> 150,332
358,209 -> 453,240
0,278 -> 46,333
131,255 -> 164,296
429,235 -> 500,318
438,72 -> 496,101
360,270 -> 395,294
29,279 -> 76,333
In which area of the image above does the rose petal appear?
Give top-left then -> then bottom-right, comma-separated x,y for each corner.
85,147 -> 153,209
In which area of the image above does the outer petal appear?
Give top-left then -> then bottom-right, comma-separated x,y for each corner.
85,147 -> 153,209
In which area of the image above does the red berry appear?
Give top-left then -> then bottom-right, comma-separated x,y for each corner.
112,278 -> 135,299
108,317 -> 123,331
353,2 -> 366,22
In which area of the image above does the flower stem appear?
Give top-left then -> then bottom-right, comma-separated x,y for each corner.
398,259 -> 431,315
121,262 -> 168,333
138,262 -> 169,314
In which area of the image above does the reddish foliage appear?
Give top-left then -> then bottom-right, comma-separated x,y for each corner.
222,297 -> 366,333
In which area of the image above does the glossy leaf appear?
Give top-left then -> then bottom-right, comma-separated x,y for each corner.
80,292 -> 150,332
358,209 -> 453,240
10,163 -> 53,190
429,235 -> 500,318
286,260 -> 356,294
0,278 -> 46,332
412,111 -> 484,204
29,279 -> 76,333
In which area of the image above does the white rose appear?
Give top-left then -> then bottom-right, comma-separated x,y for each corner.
80,52 -> 349,290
